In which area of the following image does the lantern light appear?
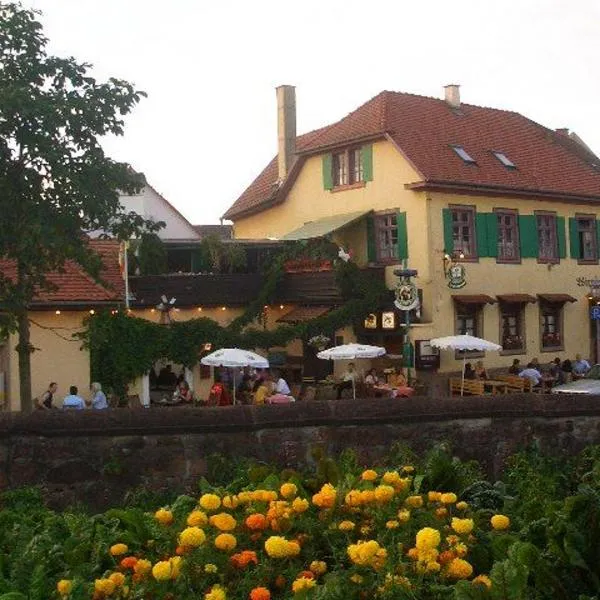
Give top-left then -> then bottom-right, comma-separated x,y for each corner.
55,310 -> 61,315
221,306 -> 226,311
197,307 -> 202,312
89,309 -> 95,315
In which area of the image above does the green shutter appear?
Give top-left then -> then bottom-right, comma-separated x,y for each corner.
442,209 -> 454,255
519,215 -> 538,258
476,212 -> 488,258
569,217 -> 580,259
361,145 -> 373,181
366,215 -> 377,263
486,212 -> 498,258
396,211 -> 408,259
322,154 -> 333,190
557,216 -> 566,259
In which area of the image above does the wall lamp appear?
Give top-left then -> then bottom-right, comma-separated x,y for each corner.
443,250 -> 465,276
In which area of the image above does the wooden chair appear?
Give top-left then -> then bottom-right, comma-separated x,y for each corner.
449,378 -> 486,396
495,375 -> 541,393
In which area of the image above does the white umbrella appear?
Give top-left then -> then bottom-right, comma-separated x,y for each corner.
317,343 -> 386,400
201,348 -> 269,404
430,335 -> 502,396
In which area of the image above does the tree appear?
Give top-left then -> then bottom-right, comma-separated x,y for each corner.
0,4 -> 159,411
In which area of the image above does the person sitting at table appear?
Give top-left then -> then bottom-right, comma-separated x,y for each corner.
365,368 -> 379,386
474,360 -> 489,380
508,359 -> 521,375
463,363 -> 476,380
561,359 -> 573,384
573,354 -> 591,377
519,362 -> 542,387
388,368 -> 414,397
252,377 -> 273,405
171,380 -> 194,405
549,357 -> 565,386
336,363 -> 359,399
271,369 -> 291,395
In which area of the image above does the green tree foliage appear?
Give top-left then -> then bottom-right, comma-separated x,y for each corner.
135,233 -> 167,276
0,3 -> 160,410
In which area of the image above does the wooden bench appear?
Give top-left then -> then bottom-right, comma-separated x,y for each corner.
495,375 -> 541,393
449,378 -> 486,396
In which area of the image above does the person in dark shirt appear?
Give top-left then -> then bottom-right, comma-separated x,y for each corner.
508,359 -> 521,375
36,382 -> 57,410
463,363 -> 476,380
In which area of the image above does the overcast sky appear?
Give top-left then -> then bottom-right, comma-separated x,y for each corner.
25,0 -> 600,225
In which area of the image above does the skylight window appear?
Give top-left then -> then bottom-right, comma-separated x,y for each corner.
450,145 -> 476,164
492,151 -> 516,169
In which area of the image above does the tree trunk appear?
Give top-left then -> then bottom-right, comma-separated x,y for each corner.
16,311 -> 33,413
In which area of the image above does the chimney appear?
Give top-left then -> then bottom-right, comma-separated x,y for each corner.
276,85 -> 296,181
444,84 -> 461,109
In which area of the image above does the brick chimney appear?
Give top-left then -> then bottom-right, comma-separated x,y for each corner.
276,85 -> 296,181
444,84 -> 461,109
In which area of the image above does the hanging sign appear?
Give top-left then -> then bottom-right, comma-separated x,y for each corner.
447,264 -> 467,289
394,281 -> 420,311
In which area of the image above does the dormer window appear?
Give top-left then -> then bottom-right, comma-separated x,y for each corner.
492,151 -> 516,169
333,148 -> 363,186
450,145 -> 476,164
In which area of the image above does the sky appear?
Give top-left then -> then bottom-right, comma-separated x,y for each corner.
25,0 -> 600,225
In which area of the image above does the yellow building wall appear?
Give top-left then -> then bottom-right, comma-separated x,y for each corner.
8,311 -> 90,411
427,192 -> 600,371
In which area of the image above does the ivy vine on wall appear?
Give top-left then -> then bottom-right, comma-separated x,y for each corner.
79,240 -> 390,397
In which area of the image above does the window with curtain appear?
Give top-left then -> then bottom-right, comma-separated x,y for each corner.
577,216 -> 597,261
536,213 -> 558,262
496,210 -> 520,262
375,213 -> 398,261
451,207 -> 476,258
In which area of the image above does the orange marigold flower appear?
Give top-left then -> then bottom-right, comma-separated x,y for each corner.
230,550 -> 258,569
245,513 -> 268,530
120,556 -> 138,569
274,575 -> 287,589
439,550 -> 456,565
249,588 -> 271,600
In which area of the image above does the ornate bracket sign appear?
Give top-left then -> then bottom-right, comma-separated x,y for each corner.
394,278 -> 420,312
447,263 -> 467,289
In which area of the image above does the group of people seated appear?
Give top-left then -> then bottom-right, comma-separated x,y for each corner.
36,382 -> 108,410
335,363 -> 414,399
462,353 -> 592,389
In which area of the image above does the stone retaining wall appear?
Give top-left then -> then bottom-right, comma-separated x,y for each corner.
1,394 -> 599,510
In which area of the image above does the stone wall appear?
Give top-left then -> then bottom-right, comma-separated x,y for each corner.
1,394 -> 599,510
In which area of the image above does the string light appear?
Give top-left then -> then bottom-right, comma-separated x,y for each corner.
89,309 -> 95,315
197,307 -> 203,312
55,310 -> 61,315
221,306 -> 226,311
279,304 -> 284,310
150,308 -> 155,313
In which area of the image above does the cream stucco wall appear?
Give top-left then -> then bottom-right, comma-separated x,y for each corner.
427,192 -> 600,371
8,311 -> 90,411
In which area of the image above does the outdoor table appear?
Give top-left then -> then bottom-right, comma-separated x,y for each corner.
483,379 -> 509,394
540,376 -> 555,393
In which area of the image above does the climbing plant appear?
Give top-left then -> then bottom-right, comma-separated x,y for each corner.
80,240 -> 390,397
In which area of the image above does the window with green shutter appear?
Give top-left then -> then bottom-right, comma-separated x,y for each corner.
442,208 -> 454,255
396,211 -> 408,259
325,145 -> 372,189
571,215 -> 598,262
569,217 -> 581,259
322,154 -> 333,190
557,216 -> 566,259
444,206 -> 476,258
361,145 -> 373,182
535,212 -> 559,262
476,212 -> 488,258
366,215 -> 377,263
494,209 -> 519,263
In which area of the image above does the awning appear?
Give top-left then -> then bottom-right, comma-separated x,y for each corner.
280,210 -> 371,241
497,294 -> 537,304
451,294 -> 497,305
537,293 -> 578,304
277,306 -> 331,323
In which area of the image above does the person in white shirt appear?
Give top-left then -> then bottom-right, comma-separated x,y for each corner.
573,354 -> 591,376
336,363 -> 359,399
62,385 -> 86,410
518,363 -> 542,387
272,370 -> 291,395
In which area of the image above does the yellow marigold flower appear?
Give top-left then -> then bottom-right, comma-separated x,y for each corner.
179,526 -> 206,547
407,547 -> 419,560
222,495 -> 239,509
361,469 -> 378,481
199,493 -> 221,511
205,584 -> 227,600
397,509 -> 411,523
56,579 -> 72,596
405,495 -> 423,508
280,482 -> 298,498
187,510 -> 208,527
416,527 -> 441,550
170,556 -> 182,579
154,508 -> 173,525
204,563 -> 218,574
152,561 -> 172,581
134,558 -> 152,575
386,520 -> 399,529
446,557 -> 474,580
456,501 -> 469,511
417,547 -> 439,564
312,483 -> 337,508
347,540 -> 387,569
109,572 -> 125,586
472,574 -> 492,589
428,491 -> 442,503
264,535 -> 300,558
435,507 -> 448,518
455,542 -> 468,558
214,533 -> 237,552
237,491 -> 252,504
375,484 -> 395,503
109,543 -> 128,556
451,518 -> 474,535
441,492 -> 457,504
426,561 -> 441,573
292,577 -> 316,593
291,497 -> 309,513
491,514 -> 510,530
446,534 -> 459,546
310,560 -> 327,576
382,472 -> 410,492
95,578 -> 116,595
209,512 -> 237,531
402,465 -> 415,473
350,574 -> 363,584
338,520 -> 355,531
360,525 -> 372,536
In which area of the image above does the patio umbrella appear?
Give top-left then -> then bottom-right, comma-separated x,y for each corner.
201,348 -> 269,404
430,335 -> 502,396
317,343 -> 386,400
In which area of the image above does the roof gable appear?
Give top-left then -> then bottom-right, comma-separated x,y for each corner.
223,90 -> 600,220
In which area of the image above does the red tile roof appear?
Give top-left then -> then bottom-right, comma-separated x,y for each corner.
0,239 -> 124,305
223,90 -> 600,220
